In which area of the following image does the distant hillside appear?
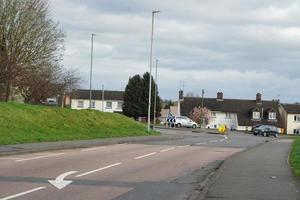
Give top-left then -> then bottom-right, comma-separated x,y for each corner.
0,103 -> 157,145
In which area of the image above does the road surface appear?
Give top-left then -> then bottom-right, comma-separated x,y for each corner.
0,129 -> 269,200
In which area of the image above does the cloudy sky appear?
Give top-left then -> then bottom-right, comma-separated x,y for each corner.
49,0 -> 300,103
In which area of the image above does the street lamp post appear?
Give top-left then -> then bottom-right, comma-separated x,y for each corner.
153,59 -> 158,125
147,10 -> 160,132
89,33 -> 96,108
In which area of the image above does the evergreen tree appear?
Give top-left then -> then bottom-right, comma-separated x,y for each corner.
123,75 -> 143,118
123,72 -> 161,119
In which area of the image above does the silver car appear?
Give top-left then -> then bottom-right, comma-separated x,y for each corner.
175,116 -> 198,129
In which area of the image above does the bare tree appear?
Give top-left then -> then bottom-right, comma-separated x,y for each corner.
0,0 -> 64,101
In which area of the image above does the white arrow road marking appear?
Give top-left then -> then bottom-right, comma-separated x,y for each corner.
160,147 -> 175,152
48,171 -> 78,190
76,163 -> 121,178
16,153 -> 65,162
220,135 -> 228,142
135,152 -> 157,160
177,145 -> 190,148
0,187 -> 46,200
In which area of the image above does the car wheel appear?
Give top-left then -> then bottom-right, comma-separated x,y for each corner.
192,124 -> 197,129
177,123 -> 181,128
263,132 -> 267,137
254,133 -> 257,136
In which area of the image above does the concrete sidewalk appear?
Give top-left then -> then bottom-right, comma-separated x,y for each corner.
204,139 -> 300,200
0,134 -> 182,156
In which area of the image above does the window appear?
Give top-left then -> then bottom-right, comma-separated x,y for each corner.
106,101 -> 112,109
117,102 -> 123,109
294,129 -> 300,135
268,112 -> 276,120
225,113 -> 231,119
253,112 -> 260,120
77,100 -> 84,108
294,115 -> 300,122
90,101 -> 95,108
211,112 -> 216,118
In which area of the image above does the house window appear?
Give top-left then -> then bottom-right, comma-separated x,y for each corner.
117,102 -> 123,109
77,100 -> 84,108
106,101 -> 112,109
90,101 -> 95,108
253,112 -> 260,120
268,112 -> 276,120
294,115 -> 300,122
211,112 -> 216,118
294,129 -> 300,135
225,113 -> 231,119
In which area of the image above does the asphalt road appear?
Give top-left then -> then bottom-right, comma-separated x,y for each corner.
0,129 -> 269,200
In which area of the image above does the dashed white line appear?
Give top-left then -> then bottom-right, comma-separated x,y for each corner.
196,142 -> 207,145
160,147 -> 175,152
16,153 -> 65,162
75,163 -> 122,177
81,146 -> 106,151
135,152 -> 157,160
0,186 -> 46,200
177,145 -> 190,148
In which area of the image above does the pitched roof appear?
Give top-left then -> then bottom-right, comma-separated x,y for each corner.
71,89 -> 124,101
282,104 -> 300,114
181,97 -> 283,127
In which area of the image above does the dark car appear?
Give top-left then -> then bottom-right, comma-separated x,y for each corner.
253,125 -> 279,138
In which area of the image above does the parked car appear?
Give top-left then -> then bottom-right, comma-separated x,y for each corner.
174,116 -> 198,129
253,125 -> 279,138
252,124 -> 263,132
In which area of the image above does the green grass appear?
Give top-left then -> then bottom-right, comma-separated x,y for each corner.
290,138 -> 300,176
0,102 -> 158,145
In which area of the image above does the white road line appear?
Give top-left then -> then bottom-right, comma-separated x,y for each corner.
16,153 -> 65,162
160,147 -> 175,152
0,186 -> 46,200
81,146 -> 105,151
134,152 -> 157,160
75,163 -> 122,177
177,145 -> 190,148
196,142 -> 207,145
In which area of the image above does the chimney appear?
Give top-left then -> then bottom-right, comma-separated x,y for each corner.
256,93 -> 262,104
179,90 -> 183,100
217,92 -> 223,101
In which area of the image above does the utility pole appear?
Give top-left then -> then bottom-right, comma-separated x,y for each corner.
153,59 -> 158,125
147,11 -> 160,132
89,33 -> 96,108
102,84 -> 104,112
201,89 -> 204,108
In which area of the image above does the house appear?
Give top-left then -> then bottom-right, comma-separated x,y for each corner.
279,104 -> 300,135
180,92 -> 283,131
71,89 -> 124,113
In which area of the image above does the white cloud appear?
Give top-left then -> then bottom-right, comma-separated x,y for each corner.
49,0 -> 300,103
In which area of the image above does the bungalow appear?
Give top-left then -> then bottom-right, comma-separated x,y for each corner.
279,104 -> 300,135
71,89 -> 124,113
180,92 -> 283,131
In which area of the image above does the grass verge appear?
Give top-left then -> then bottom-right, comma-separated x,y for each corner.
290,138 -> 300,176
0,102 -> 158,145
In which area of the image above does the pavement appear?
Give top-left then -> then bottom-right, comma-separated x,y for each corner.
0,129 -> 294,200
204,139 -> 300,200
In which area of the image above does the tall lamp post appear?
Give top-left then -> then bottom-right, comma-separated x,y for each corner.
147,10 -> 160,132
153,59 -> 158,125
89,33 -> 96,108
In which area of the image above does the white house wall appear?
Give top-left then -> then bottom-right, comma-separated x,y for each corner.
286,114 -> 300,135
207,112 -> 238,130
71,99 -> 123,113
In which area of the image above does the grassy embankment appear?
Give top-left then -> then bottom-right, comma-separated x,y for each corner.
290,138 -> 300,176
0,102 -> 157,145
